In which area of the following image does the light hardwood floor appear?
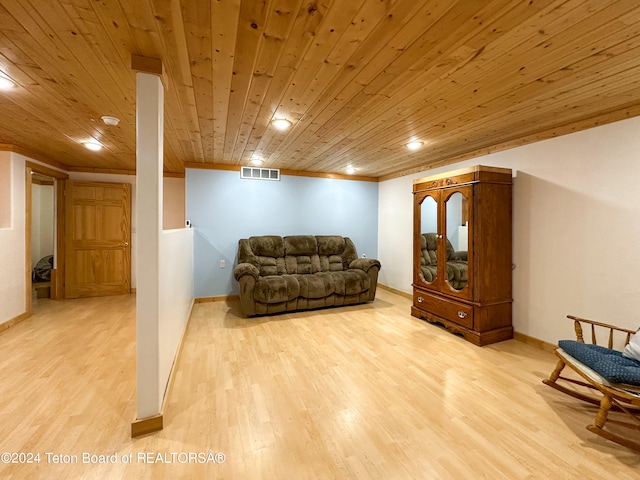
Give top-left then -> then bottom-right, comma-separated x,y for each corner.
1,289 -> 638,479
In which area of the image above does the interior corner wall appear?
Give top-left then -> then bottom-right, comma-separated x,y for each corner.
0,152 -> 11,229
186,169 -> 379,298
378,116 -> 640,345
163,177 -> 186,229
0,151 -> 26,325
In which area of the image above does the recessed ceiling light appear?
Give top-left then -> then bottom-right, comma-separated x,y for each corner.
406,141 -> 423,151
101,115 -> 120,126
271,119 -> 292,131
251,156 -> 264,166
0,73 -> 16,90
83,141 -> 103,151
346,166 -> 356,175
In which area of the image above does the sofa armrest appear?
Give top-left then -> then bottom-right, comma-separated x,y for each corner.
349,258 -> 381,302
349,258 -> 381,273
233,262 -> 259,281
450,250 -> 467,261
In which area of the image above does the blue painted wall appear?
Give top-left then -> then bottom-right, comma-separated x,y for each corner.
186,169 -> 379,297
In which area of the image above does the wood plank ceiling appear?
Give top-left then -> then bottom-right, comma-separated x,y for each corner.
1,0 -> 640,179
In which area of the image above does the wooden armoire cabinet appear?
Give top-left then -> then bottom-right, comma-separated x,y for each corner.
411,165 -> 513,346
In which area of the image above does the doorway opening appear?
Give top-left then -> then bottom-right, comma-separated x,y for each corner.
25,162 -> 68,314
31,172 -> 55,302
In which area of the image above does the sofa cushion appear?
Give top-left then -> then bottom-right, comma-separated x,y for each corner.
320,254 -> 344,272
295,272 -> 335,299
446,261 -> 468,289
420,250 -> 432,267
420,233 -> 457,263
254,255 -> 286,276
421,233 -> 438,265
283,236 -> 320,274
250,235 -> 284,257
317,236 -> 350,272
421,265 -> 437,283
254,275 -> 299,303
331,269 -> 370,295
284,235 -> 317,255
317,235 -> 345,255
558,340 -> 640,385
248,236 -> 287,276
286,255 -> 315,274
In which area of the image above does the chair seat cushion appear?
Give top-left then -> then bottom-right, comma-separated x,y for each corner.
558,340 -> 640,386
331,270 -> 370,295
294,273 -> 335,299
254,275 -> 299,303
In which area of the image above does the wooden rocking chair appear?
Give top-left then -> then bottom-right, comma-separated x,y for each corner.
543,315 -> 640,452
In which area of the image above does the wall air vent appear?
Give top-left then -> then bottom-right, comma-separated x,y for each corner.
240,166 -> 280,181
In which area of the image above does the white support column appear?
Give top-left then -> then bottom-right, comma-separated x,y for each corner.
133,60 -> 164,429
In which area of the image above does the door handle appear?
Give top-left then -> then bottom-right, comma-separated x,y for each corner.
122,242 -> 129,247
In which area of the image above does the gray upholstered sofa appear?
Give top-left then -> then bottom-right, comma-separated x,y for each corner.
420,232 -> 468,289
233,235 -> 381,316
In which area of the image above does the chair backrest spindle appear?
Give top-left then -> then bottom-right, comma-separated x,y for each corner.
574,320 -> 584,343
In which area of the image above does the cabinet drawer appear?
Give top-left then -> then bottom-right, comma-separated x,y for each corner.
414,290 -> 474,329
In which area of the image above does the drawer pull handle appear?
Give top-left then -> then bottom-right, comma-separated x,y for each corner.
457,311 -> 467,319
417,297 -> 424,303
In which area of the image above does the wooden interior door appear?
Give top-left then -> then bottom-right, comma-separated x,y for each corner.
65,180 -> 131,298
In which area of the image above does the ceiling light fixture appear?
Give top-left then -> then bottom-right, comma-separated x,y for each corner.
0,72 -> 16,90
406,141 -> 423,151
101,115 -> 120,126
83,141 -> 103,151
251,156 -> 264,166
271,119 -> 292,131
346,165 -> 356,175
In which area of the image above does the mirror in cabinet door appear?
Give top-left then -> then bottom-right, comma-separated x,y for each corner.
414,185 -> 472,300
415,193 -> 439,289
443,188 -> 471,297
